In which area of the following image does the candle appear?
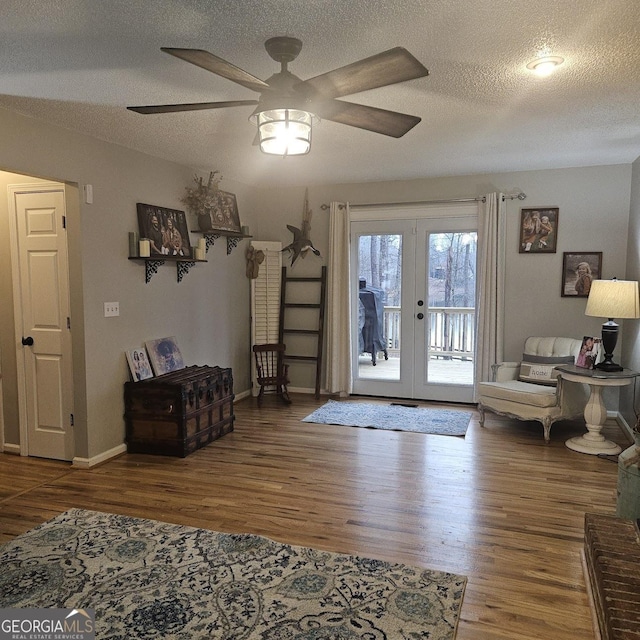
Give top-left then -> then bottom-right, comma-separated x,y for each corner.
196,247 -> 205,261
198,237 -> 206,252
128,231 -> 138,257
139,239 -> 150,257
241,225 -> 250,236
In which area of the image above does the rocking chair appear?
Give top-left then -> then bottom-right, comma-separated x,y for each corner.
253,343 -> 292,406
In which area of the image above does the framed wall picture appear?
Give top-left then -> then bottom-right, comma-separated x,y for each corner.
145,336 -> 185,376
209,190 -> 241,233
519,207 -> 559,253
136,203 -> 192,257
125,348 -> 154,381
561,252 -> 602,297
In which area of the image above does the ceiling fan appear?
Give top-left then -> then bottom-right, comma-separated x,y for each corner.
128,37 -> 429,155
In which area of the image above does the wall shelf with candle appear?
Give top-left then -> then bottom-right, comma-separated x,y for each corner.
191,228 -> 252,255
128,233 -> 208,283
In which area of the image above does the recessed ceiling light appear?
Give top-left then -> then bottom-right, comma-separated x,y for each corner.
526,56 -> 564,77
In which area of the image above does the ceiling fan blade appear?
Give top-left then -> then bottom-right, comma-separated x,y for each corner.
128,100 -> 258,115
297,47 -> 428,99
313,99 -> 421,138
161,48 -> 270,93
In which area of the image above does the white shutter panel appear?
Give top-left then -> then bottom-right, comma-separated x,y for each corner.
251,241 -> 282,393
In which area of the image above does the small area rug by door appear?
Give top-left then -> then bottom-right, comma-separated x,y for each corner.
302,400 -> 471,436
0,508 -> 467,639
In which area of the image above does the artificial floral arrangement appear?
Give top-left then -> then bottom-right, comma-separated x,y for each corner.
180,170 -> 222,231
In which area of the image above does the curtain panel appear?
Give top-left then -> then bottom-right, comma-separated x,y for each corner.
326,202 -> 352,395
474,192 -> 506,396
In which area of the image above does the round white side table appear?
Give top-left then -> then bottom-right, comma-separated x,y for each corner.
557,364 -> 638,456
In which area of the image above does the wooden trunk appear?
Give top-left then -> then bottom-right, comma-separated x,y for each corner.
583,513 -> 640,640
124,365 -> 234,457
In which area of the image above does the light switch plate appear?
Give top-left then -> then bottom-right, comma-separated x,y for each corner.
104,302 -> 119,317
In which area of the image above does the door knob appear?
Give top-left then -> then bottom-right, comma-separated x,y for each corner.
417,300 -> 424,306
21,336 -> 34,346
417,313 -> 424,320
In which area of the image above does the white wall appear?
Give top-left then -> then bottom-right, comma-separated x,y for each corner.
0,107 -> 254,460
621,156 -> 640,429
0,102 -> 635,460
248,165 -> 632,389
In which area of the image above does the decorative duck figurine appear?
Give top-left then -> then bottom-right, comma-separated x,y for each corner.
283,189 -> 322,266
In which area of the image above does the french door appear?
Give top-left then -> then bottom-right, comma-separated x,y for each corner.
350,204 -> 478,402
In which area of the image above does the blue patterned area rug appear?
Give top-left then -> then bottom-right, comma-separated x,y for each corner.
0,509 -> 467,640
302,400 -> 471,437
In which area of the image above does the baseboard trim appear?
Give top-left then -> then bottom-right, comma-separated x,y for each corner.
2,443 -> 21,455
613,411 -> 635,443
288,386 -> 328,395
72,443 -> 127,469
246,387 -> 329,398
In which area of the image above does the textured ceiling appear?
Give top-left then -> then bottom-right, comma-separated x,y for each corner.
1,0 -> 639,187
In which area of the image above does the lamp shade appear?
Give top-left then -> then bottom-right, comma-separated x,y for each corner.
585,279 -> 640,319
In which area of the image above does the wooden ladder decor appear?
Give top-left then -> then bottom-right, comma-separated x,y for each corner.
278,266 -> 327,399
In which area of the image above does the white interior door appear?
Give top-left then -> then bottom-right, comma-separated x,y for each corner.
9,183 -> 74,460
351,204 -> 477,402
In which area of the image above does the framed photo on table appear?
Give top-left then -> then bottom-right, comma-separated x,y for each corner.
519,207 -> 559,253
575,336 -> 601,369
561,252 -> 602,297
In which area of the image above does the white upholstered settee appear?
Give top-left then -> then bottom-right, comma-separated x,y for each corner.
477,337 -> 589,443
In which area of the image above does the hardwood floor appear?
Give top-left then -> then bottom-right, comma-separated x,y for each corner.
0,394 -> 628,639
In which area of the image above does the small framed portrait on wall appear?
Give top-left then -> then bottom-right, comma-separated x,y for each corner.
561,252 -> 602,297
519,207 -> 559,253
209,190 -> 241,233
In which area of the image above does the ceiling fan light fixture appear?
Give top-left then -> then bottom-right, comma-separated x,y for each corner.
130,40 -> 428,149
526,55 -> 564,77
254,108 -> 315,156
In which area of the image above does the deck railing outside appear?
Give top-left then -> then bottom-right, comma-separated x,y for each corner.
383,306 -> 475,360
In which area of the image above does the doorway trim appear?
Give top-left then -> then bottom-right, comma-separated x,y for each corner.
350,201 -> 478,401
0,366 -> 4,452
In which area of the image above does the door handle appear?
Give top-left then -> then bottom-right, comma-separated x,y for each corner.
21,336 -> 34,346
417,300 -> 424,306
417,312 -> 424,320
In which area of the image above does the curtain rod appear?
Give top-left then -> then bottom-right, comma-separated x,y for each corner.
319,192 -> 526,210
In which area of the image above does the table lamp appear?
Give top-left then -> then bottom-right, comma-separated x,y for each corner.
584,278 -> 640,372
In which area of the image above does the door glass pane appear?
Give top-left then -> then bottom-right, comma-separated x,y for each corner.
357,234 -> 401,380
426,232 -> 477,385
